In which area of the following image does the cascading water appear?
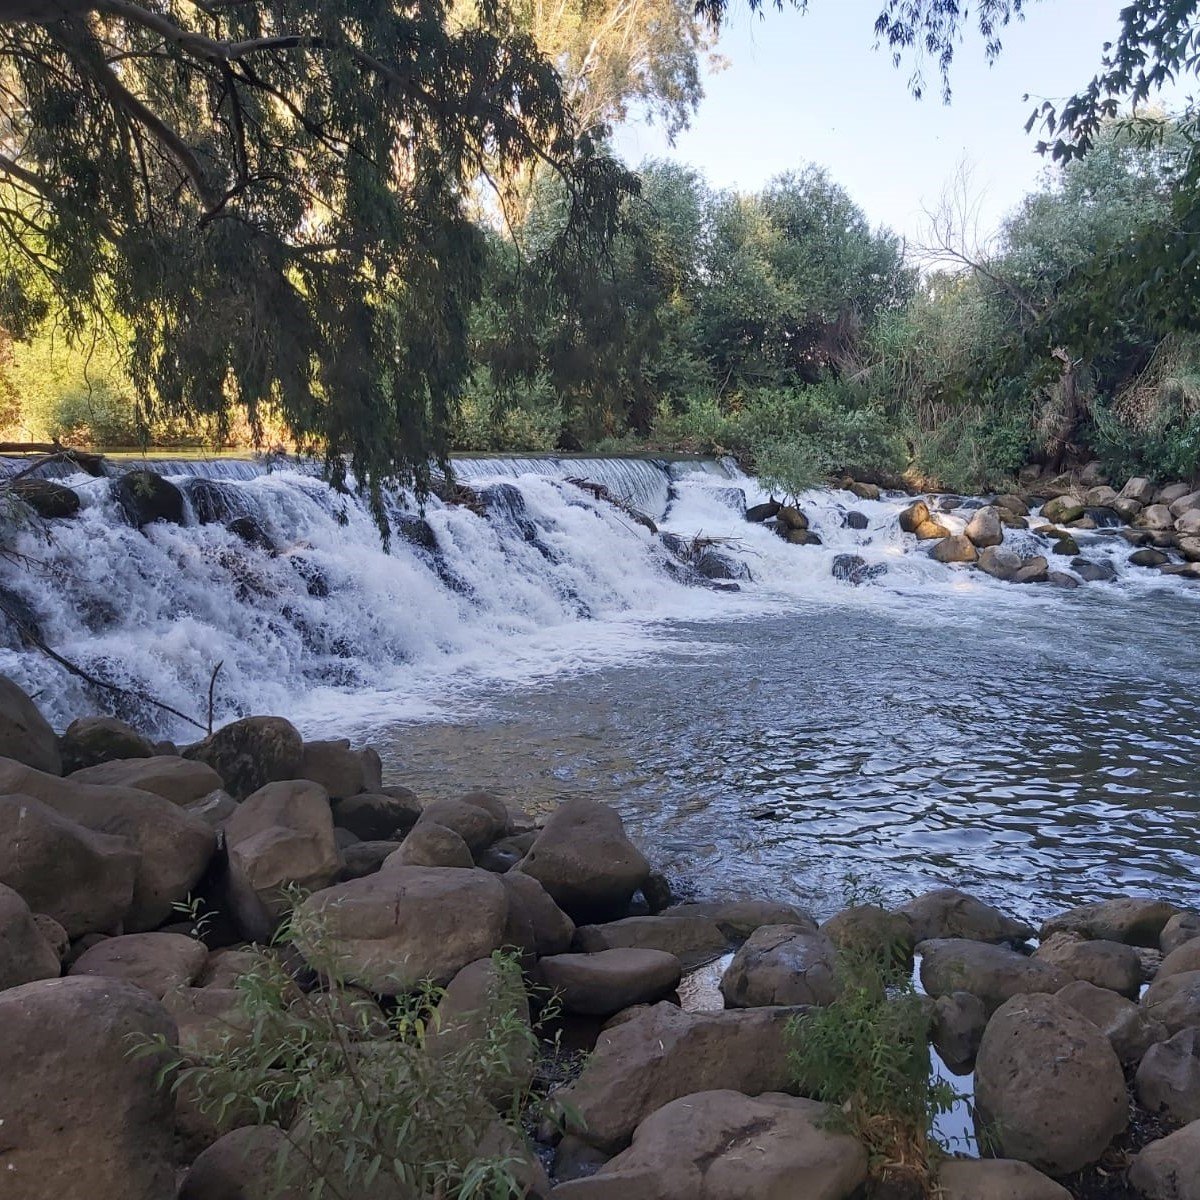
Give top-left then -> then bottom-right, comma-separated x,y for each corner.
0,452 -> 1195,748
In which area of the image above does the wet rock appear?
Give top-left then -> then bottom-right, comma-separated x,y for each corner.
932,990 -> 988,1071
937,1159 -> 1072,1200
69,931 -> 207,999
552,1001 -> 800,1153
641,870 -> 674,914
898,888 -> 1033,944
294,866 -> 508,993
0,793 -> 137,937
227,514 -> 275,552
71,755 -> 225,806
0,975 -> 178,1200
1034,932 -> 1142,998
919,939 -> 1069,1013
843,509 -> 869,529
915,518 -> 951,540
1014,555 -> 1051,583
776,505 -> 808,530
415,796 -> 503,854
11,477 -> 80,519
60,716 -> 154,772
332,786 -> 421,840
994,494 -> 1030,516
0,675 -> 61,774
223,779 -> 340,934
974,992 -> 1128,1175
1132,547 -> 1171,567
899,500 -> 930,533
500,870 -> 575,959
1057,980 -> 1168,1065
387,822 -> 474,868
1162,912 -> 1200,955
663,900 -> 817,941
1042,495 -> 1086,524
299,738 -> 382,800
830,553 -> 885,585
185,788 -> 238,828
1071,557 -> 1118,582
536,948 -> 682,1016
0,758 -> 215,932
966,505 -> 1004,547
846,480 -> 880,501
0,882 -> 61,990
515,798 -> 649,923
977,544 -> 1023,580
553,1090 -> 867,1200
1143,970 -> 1200,1035
112,469 -> 185,528
1045,528 -> 1081,555
1120,476 -> 1157,505
694,548 -> 751,582
931,533 -> 977,563
1042,898 -> 1180,947
1128,1119 -> 1200,1200
1136,1027 -> 1200,1124
185,715 -> 304,800
721,925 -> 838,1008
1047,571 -> 1080,588
745,501 -> 780,523
574,913 -> 727,968
553,1135 -> 611,1183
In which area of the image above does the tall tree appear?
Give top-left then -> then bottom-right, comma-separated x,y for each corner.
0,0 -> 633,528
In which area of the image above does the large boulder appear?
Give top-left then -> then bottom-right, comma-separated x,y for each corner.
71,755 -> 225,806
515,798 -> 649,922
1042,495 -> 1086,524
60,716 -> 154,772
387,822 -> 473,869
299,738 -> 382,800
918,939 -> 1069,1013
0,975 -> 178,1199
294,866 -> 508,993
69,931 -> 207,999
1136,503 -> 1177,530
1119,476 -> 1157,505
1057,980 -> 1167,1065
974,993 -> 1128,1175
936,1159 -> 1071,1200
1162,912 -> 1200,955
720,925 -> 838,1008
0,758 -> 215,931
1034,932 -> 1141,998
1129,1120 -> 1200,1200
553,1090 -> 867,1200
185,715 -> 304,800
1143,971 -> 1200,1035
536,948 -> 681,1016
965,505 -> 1004,547
552,1001 -> 800,1153
415,796 -> 503,854
574,913 -> 728,968
332,787 -> 422,840
820,904 -> 915,965
0,674 -> 61,773
977,545 -> 1023,580
930,533 -> 977,563
11,477 -> 80,519
1159,938 -> 1200,982
1040,897 -> 1179,947
0,793 -> 137,936
223,780 -> 340,933
898,888 -> 1032,944
112,469 -> 185,528
1136,1027 -> 1200,1124
499,870 -> 574,959
179,1125 -> 305,1200
899,500 -> 930,533
931,990 -> 988,1072
0,882 -> 60,990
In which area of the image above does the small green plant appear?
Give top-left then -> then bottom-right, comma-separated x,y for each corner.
135,899 -> 551,1199
171,893 -> 215,942
787,943 -> 960,1198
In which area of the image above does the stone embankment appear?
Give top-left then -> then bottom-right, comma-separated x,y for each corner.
0,679 -> 1196,1198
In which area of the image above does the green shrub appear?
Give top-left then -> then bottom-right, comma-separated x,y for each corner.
134,902 -> 550,1199
452,367 -> 564,452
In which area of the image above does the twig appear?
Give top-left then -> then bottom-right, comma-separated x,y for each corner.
206,661 -> 223,736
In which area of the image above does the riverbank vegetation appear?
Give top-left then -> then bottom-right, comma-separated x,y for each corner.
1,1 -> 1198,504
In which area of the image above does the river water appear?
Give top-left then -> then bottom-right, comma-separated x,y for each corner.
0,454 -> 1196,925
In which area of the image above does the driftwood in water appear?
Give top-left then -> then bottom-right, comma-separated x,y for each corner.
565,477 -> 658,534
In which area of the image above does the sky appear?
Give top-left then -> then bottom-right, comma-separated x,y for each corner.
611,0 -> 1178,245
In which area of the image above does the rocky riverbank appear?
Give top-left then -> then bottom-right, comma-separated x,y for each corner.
0,678 -> 1198,1199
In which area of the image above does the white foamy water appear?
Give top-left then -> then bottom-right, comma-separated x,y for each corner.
0,454 -> 1193,739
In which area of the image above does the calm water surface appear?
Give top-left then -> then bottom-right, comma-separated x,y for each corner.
373,583 -> 1200,925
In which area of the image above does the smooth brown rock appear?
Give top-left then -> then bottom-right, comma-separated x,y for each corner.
1136,1027 -> 1200,1124
936,1159 -> 1071,1200
415,797 -> 502,854
661,899 -> 816,941
536,948 -> 682,1015
299,738 -> 382,800
1035,932 -> 1142,998
575,913 -> 728,968
1128,1119 -> 1200,1200
185,715 -> 304,800
179,1125 -> 305,1200
899,500 -> 930,533
721,926 -> 838,1008
333,787 -> 421,840
500,870 -> 575,959
387,822 -> 473,868
1041,897 -> 1180,947
1057,980 -> 1167,1065
1162,912 -> 1200,955
1159,939 -> 1200,982
1143,971 -> 1200,1035
931,533 -> 977,563
60,716 -> 154,772
69,931 -> 207,999
898,888 -> 1032,944
0,674 -> 61,774
919,938 -> 1069,1013
70,755 -> 225,806
0,881 -> 60,990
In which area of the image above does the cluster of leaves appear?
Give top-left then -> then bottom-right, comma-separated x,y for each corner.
136,901 -> 552,1200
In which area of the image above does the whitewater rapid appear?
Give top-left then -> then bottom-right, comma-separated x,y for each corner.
0,454 -> 1192,739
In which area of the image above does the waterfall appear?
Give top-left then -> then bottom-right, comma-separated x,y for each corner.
0,454 -> 1192,739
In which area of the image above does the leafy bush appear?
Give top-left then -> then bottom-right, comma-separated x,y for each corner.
787,943 -> 959,1197
452,368 -> 564,453
136,902 -> 550,1199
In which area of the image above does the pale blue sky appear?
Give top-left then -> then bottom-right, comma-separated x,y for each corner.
612,0 -> 1177,244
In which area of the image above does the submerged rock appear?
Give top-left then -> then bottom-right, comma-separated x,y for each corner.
112,469 -> 185,529
10,478 -> 80,519
831,553 -> 885,585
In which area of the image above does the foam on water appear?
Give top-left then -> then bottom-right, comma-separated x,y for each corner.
0,455 -> 1193,738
